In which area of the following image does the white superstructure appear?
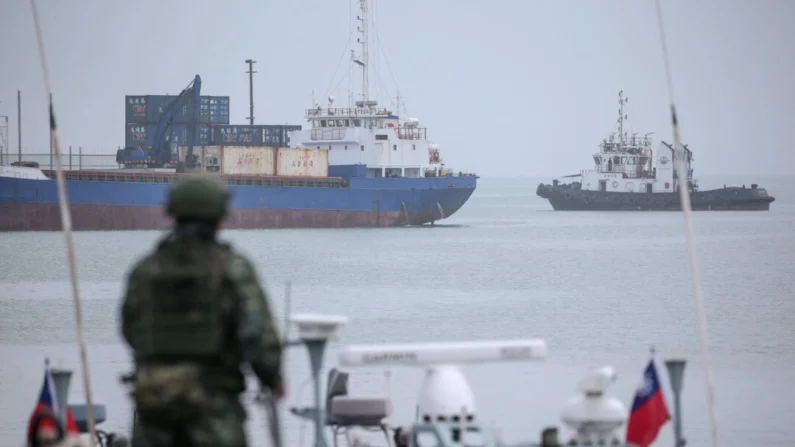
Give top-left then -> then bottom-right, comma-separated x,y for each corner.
573,90 -> 697,194
287,0 -> 446,179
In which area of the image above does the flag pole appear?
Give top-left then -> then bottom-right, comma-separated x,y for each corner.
28,0 -> 96,442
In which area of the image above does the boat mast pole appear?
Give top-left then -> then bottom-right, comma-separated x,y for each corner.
618,90 -> 628,145
654,2 -> 720,447
29,0 -> 97,441
357,0 -> 369,104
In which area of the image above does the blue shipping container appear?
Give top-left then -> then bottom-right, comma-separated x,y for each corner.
210,125 -> 264,146
202,96 -> 230,125
125,96 -> 148,122
125,95 -> 231,125
262,125 -> 302,146
126,124 -> 211,148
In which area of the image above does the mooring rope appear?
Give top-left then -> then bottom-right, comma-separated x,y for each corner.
28,0 -> 97,442
654,1 -> 720,446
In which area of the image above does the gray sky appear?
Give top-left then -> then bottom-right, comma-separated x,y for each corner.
1,0 -> 793,177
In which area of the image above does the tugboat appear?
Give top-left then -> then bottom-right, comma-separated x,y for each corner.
536,91 -> 775,211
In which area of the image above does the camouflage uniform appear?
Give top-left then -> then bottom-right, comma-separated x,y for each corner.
120,175 -> 283,447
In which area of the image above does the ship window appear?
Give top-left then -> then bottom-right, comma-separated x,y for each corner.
614,156 -> 620,164
320,120 -> 327,127
353,119 -> 361,127
375,134 -> 388,140
345,145 -> 348,150
329,145 -> 332,150
344,119 -> 350,126
393,144 -> 397,151
361,145 -> 364,151
413,144 -> 416,151
593,156 -> 601,165
621,157 -> 627,164
328,120 -> 336,127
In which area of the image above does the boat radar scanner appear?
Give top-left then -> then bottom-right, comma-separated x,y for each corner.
338,339 -> 547,424
290,313 -> 350,342
560,365 -> 628,445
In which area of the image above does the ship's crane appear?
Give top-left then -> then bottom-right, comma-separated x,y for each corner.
115,74 -> 202,172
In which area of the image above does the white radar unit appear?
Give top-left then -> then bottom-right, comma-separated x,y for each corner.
290,313 -> 349,341
338,338 -> 547,421
560,365 -> 628,445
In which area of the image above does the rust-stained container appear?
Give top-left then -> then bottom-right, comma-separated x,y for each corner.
221,146 -> 276,175
275,147 -> 329,177
200,146 -> 222,173
177,146 -> 223,173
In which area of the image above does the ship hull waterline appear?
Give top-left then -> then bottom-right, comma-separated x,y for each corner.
0,176 -> 477,232
536,185 -> 774,212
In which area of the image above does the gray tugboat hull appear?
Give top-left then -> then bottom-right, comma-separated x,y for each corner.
536,184 -> 774,211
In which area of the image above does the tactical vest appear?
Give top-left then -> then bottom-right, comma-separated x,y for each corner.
130,241 -> 230,360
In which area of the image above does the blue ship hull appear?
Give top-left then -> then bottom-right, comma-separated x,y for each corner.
0,165 -> 477,231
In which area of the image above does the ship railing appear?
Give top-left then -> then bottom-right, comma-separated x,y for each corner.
305,107 -> 392,118
398,128 -> 427,140
424,169 -> 477,178
1,149 -> 118,170
601,136 -> 653,148
39,169 -> 349,189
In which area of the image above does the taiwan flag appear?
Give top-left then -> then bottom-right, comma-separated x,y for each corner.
625,359 -> 670,447
26,363 -> 80,443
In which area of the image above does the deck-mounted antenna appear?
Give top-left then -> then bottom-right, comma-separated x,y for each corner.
245,59 -> 257,125
355,0 -> 370,104
17,90 -> 22,162
286,314 -> 350,447
396,90 -> 401,117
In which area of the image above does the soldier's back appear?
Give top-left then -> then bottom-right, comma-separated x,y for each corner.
132,392 -> 247,447
125,237 -> 252,447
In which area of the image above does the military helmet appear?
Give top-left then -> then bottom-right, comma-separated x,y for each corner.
166,174 -> 230,221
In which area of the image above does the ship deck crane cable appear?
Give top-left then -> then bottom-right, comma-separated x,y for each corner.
28,0 -> 98,443
654,1 -> 720,447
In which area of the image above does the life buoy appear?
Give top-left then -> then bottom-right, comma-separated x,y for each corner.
611,181 -> 619,188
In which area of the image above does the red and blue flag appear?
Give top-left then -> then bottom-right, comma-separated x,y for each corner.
625,359 -> 670,447
26,363 -> 80,442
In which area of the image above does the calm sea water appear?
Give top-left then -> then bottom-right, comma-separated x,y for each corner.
1,175 -> 793,447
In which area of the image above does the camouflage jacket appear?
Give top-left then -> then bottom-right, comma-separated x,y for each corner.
120,232 -> 283,392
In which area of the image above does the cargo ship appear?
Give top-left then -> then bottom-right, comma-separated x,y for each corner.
0,0 -> 477,232
535,91 -> 774,211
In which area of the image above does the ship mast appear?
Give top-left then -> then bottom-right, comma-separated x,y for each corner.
617,90 -> 628,145
355,0 -> 370,104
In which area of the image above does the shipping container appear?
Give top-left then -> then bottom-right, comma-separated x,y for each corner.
211,125 -> 264,146
125,123 -> 211,148
221,146 -> 276,175
275,147 -> 329,177
202,97 -> 230,125
125,95 -> 231,125
177,146 -> 222,173
260,125 -> 300,146
125,96 -> 148,122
